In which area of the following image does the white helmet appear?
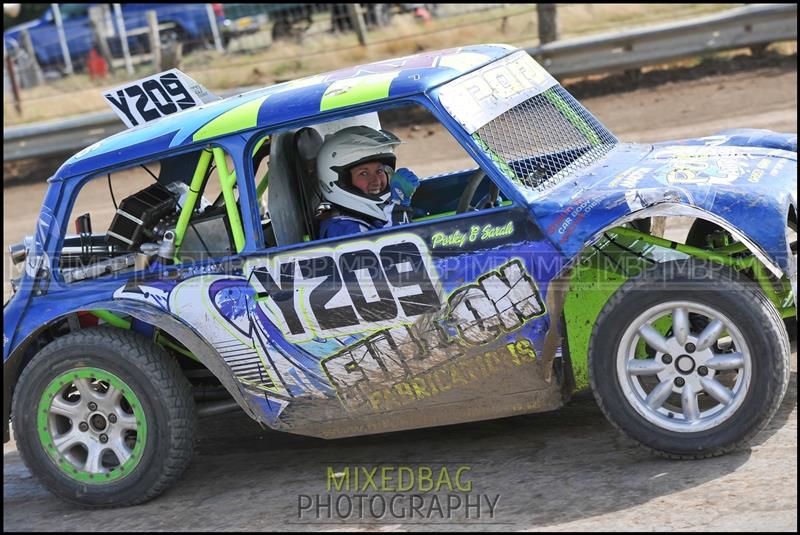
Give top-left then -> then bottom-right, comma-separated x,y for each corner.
316,126 -> 402,222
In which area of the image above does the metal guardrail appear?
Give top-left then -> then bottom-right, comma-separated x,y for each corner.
2,86 -> 256,162
4,4 -> 797,164
4,110 -> 123,161
524,3 -> 797,78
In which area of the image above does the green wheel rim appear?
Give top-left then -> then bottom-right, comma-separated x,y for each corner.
37,368 -> 148,484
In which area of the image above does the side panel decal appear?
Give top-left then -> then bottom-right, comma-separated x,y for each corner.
114,227 -> 553,427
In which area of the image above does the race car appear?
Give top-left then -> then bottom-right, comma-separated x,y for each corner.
3,44 -> 796,507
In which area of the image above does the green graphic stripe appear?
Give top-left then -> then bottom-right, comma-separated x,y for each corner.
544,90 -> 601,147
320,75 -> 396,111
38,368 -> 147,484
193,96 -> 269,142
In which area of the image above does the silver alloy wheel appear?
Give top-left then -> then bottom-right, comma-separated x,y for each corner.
42,371 -> 143,479
616,301 -> 752,433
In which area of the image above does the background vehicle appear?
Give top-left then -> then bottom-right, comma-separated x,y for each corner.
3,44 -> 795,507
3,3 -> 225,73
221,3 -> 406,44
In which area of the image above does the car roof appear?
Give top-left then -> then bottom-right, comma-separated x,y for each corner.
55,44 -> 518,181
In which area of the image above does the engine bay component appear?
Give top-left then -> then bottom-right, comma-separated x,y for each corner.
106,183 -> 178,250
158,231 -> 177,264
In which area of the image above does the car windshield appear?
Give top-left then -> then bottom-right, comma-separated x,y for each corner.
439,50 -> 617,201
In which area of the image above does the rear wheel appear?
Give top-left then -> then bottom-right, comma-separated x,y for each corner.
12,327 -> 196,507
589,260 -> 790,458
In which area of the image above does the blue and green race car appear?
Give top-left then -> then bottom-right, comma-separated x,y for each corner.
4,44 -> 796,507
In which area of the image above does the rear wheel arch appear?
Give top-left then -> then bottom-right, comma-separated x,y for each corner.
5,302 -> 255,439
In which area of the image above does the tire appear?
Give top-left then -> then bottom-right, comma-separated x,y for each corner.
588,260 -> 790,459
11,327 -> 196,507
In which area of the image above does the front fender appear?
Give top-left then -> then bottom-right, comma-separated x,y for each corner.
559,202 -> 796,394
534,143 -> 797,281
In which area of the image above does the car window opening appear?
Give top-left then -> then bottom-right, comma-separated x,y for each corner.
61,147 -> 247,283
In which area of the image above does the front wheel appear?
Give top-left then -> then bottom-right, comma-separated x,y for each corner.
11,327 -> 196,507
589,260 -> 790,459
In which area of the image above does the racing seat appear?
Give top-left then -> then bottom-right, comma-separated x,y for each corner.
266,128 -> 323,246
293,127 -> 324,241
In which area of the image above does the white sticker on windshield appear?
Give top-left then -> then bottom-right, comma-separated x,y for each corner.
103,69 -> 220,128
438,51 -> 558,133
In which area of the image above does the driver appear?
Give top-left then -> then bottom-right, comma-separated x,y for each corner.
315,126 -> 420,239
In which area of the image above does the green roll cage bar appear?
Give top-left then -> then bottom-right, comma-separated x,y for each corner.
612,226 -> 795,319
172,138 -> 271,263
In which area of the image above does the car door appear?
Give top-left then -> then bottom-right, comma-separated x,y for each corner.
238,166 -> 565,438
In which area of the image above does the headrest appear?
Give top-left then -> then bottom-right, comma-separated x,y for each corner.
295,127 -> 324,161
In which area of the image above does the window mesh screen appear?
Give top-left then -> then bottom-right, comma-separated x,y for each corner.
475,86 -> 617,195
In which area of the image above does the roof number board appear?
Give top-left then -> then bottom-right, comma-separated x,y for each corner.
103,69 -> 219,128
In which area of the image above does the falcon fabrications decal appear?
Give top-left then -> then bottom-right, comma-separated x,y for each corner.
321,259 -> 546,411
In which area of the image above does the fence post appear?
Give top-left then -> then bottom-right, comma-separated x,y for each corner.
88,5 -> 116,74
20,30 -> 45,86
51,3 -> 74,75
146,10 -> 162,70
4,45 -> 22,114
537,3 -> 559,44
112,3 -> 134,75
205,4 -> 225,53
347,4 -> 368,45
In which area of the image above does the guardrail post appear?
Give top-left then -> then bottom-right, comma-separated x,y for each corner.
51,3 -> 74,75
537,3 -> 559,44
4,45 -> 22,114
525,3 -> 797,78
146,10 -> 162,71
19,30 -> 45,87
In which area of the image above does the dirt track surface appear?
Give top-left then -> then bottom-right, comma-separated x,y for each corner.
3,64 -> 798,531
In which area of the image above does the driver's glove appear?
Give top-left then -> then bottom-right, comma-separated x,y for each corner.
388,167 -> 419,207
